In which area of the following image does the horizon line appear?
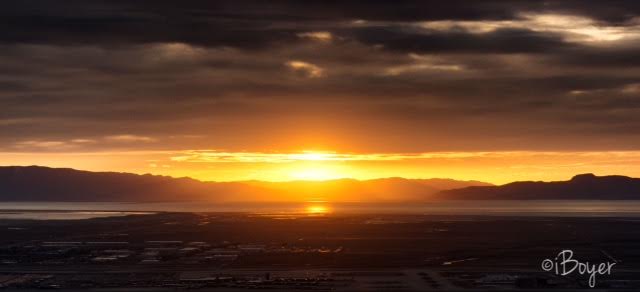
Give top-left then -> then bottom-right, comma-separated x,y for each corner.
1,164 -> 624,185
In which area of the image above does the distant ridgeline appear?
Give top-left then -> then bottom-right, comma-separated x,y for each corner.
0,166 -> 490,202
1,166 -> 638,201
438,173 -> 640,200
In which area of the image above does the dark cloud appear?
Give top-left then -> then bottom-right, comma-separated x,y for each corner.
2,1 -> 640,152
549,46 -> 640,68
347,26 -> 572,54
0,4 -> 301,48
2,1 -> 638,48
536,0 -> 640,24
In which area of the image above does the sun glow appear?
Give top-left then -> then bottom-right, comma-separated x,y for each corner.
290,166 -> 339,181
285,151 -> 349,181
305,204 -> 330,215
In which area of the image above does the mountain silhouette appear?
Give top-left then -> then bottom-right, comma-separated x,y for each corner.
0,166 -> 490,202
438,173 -> 640,200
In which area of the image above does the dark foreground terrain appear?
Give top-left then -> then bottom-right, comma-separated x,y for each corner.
0,212 -> 639,291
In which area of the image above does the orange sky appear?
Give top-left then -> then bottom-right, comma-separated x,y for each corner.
3,150 -> 640,184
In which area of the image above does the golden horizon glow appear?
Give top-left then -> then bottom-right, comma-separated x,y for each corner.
4,150 -> 640,184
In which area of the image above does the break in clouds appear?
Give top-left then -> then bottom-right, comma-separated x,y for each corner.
2,0 -> 640,153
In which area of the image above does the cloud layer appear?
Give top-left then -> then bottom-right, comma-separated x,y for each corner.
2,0 -> 640,155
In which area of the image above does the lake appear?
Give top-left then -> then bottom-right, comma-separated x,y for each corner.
2,200 -> 640,219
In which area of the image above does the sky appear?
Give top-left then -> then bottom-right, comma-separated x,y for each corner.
2,1 -> 640,184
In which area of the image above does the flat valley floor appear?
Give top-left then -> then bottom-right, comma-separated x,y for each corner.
0,212 -> 639,291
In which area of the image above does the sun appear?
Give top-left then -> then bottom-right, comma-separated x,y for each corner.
285,151 -> 347,181
305,204 -> 330,215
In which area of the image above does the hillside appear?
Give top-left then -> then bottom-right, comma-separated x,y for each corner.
438,173 -> 640,200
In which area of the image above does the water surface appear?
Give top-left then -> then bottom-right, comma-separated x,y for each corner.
2,200 -> 640,219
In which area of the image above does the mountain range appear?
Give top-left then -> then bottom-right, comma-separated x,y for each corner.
0,166 -> 490,202
439,173 -> 640,200
2,166 -> 640,202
